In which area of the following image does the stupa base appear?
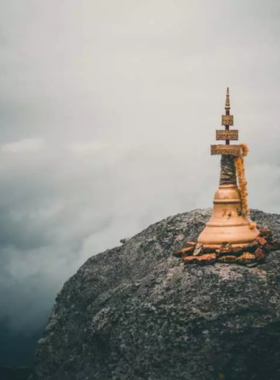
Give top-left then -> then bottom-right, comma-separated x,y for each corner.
197,223 -> 260,250
173,228 -> 279,267
196,184 -> 260,249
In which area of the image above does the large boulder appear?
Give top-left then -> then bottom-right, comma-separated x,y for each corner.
33,209 -> 280,380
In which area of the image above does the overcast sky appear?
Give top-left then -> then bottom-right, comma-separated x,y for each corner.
0,0 -> 280,337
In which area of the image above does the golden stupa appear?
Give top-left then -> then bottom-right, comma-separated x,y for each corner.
197,88 -> 259,248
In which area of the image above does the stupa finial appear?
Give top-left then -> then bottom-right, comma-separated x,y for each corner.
225,87 -> 230,112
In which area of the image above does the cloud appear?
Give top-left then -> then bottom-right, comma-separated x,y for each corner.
68,141 -> 110,154
1,138 -> 45,153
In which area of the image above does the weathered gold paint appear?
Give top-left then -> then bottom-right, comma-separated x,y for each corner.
216,130 -> 238,141
197,184 -> 259,248
211,144 -> 243,156
221,114 -> 234,126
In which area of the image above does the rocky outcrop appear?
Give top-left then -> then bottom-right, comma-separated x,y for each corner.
33,209 -> 280,380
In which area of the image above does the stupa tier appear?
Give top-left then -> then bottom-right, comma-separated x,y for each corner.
211,87 -> 240,156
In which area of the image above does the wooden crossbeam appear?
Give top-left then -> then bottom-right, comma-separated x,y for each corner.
216,130 -> 239,141
211,144 -> 243,156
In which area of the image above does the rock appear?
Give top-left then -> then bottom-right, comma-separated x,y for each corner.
237,252 -> 256,264
217,255 -> 238,263
183,253 -> 216,264
33,209 -> 280,380
255,248 -> 265,262
193,243 -> 203,256
259,228 -> 273,238
256,236 -> 267,246
246,262 -> 259,268
173,246 -> 194,257
270,241 -> 280,251
182,246 -> 195,254
120,238 -> 130,244
186,241 -> 197,247
173,250 -> 183,257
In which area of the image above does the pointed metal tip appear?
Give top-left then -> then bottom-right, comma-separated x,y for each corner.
225,87 -> 230,110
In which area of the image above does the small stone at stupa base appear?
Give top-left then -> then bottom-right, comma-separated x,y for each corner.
183,253 -> 216,265
217,255 -> 239,264
173,246 -> 194,257
256,236 -> 267,246
254,247 -> 265,261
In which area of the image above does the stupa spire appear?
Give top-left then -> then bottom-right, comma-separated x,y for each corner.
225,87 -> 230,112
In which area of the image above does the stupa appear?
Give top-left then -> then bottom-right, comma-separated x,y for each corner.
174,88 -> 279,265
197,87 -> 259,248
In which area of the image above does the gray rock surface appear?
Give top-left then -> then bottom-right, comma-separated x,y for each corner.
33,209 -> 280,380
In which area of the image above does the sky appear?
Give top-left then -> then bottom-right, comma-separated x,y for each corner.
0,0 -> 280,366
